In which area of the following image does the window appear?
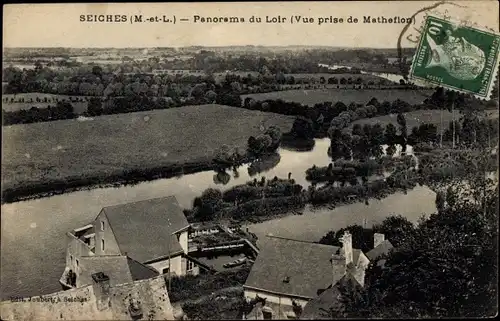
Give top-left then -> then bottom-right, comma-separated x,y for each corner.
187,260 -> 195,271
76,259 -> 79,267
101,239 -> 105,251
162,267 -> 170,274
101,221 -> 105,231
70,255 -> 73,264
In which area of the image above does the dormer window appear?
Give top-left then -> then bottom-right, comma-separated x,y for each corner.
283,276 -> 290,283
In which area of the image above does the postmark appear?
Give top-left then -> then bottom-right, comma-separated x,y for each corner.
409,14 -> 500,100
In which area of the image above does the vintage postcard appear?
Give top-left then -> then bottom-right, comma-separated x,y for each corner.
1,1 -> 498,320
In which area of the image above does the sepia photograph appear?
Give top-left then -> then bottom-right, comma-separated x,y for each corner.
1,1 -> 499,320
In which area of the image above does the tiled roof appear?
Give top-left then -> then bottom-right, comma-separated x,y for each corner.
101,196 -> 189,262
126,257 -> 160,281
77,256 -> 158,287
300,273 -> 362,320
0,275 -> 174,321
244,236 -> 344,300
365,239 -> 394,261
352,249 -> 362,266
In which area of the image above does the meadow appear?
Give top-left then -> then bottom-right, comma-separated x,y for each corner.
241,88 -> 434,106
2,104 -> 294,200
2,93 -> 90,114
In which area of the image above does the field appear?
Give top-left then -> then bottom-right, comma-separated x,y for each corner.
2,104 -> 294,192
241,88 -> 434,106
350,109 -> 500,131
2,93 -> 89,114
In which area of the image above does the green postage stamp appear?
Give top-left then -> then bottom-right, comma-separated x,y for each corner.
410,14 -> 500,100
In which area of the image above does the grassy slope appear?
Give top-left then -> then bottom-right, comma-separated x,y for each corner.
350,109 -> 499,131
2,104 -> 294,189
241,88 -> 435,106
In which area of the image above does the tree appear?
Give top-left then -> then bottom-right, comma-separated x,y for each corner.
194,188 -> 224,221
204,90 -> 217,103
385,123 -> 398,145
264,126 -> 282,149
367,97 -> 380,109
87,98 -> 103,116
370,124 -> 385,158
435,190 -> 446,213
343,159 -> 498,318
371,215 -> 416,247
290,116 -> 314,140
352,123 -> 363,137
247,133 -> 275,156
92,65 -> 103,79
386,144 -> 397,157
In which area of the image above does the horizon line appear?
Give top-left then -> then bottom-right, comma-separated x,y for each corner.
3,45 -> 415,50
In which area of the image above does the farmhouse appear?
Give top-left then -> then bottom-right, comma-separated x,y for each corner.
243,232 -> 393,319
1,272 -> 175,321
61,196 -> 198,290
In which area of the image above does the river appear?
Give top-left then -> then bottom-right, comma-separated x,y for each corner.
0,136 -> 435,300
0,138 -> 437,300
318,63 -> 406,84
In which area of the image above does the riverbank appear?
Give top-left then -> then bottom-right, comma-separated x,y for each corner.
2,104 -> 294,204
1,160 -> 215,204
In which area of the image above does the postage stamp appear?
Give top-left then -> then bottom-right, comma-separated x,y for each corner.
409,14 -> 500,99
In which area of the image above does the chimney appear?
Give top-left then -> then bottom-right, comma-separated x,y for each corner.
340,231 -> 353,268
374,233 -> 385,248
331,249 -> 344,285
92,272 -> 111,311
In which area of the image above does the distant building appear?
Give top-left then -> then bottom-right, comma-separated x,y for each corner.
61,196 -> 197,290
243,232 -> 394,320
1,272 -> 174,321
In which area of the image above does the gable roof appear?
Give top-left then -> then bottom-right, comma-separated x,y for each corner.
78,256 -> 158,287
101,196 -> 189,262
365,239 -> 394,261
352,249 -> 362,266
300,273 -> 362,320
0,275 -> 174,321
244,236 -> 343,300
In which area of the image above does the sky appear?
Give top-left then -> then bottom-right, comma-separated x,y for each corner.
3,1 -> 499,49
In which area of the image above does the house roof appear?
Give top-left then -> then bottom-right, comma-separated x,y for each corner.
0,275 -> 174,321
352,249 -> 362,266
77,256 -> 158,287
300,273 -> 362,320
244,236 -> 344,300
365,239 -> 394,261
101,196 -> 189,262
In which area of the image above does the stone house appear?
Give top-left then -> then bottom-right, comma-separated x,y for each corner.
61,196 -> 199,289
